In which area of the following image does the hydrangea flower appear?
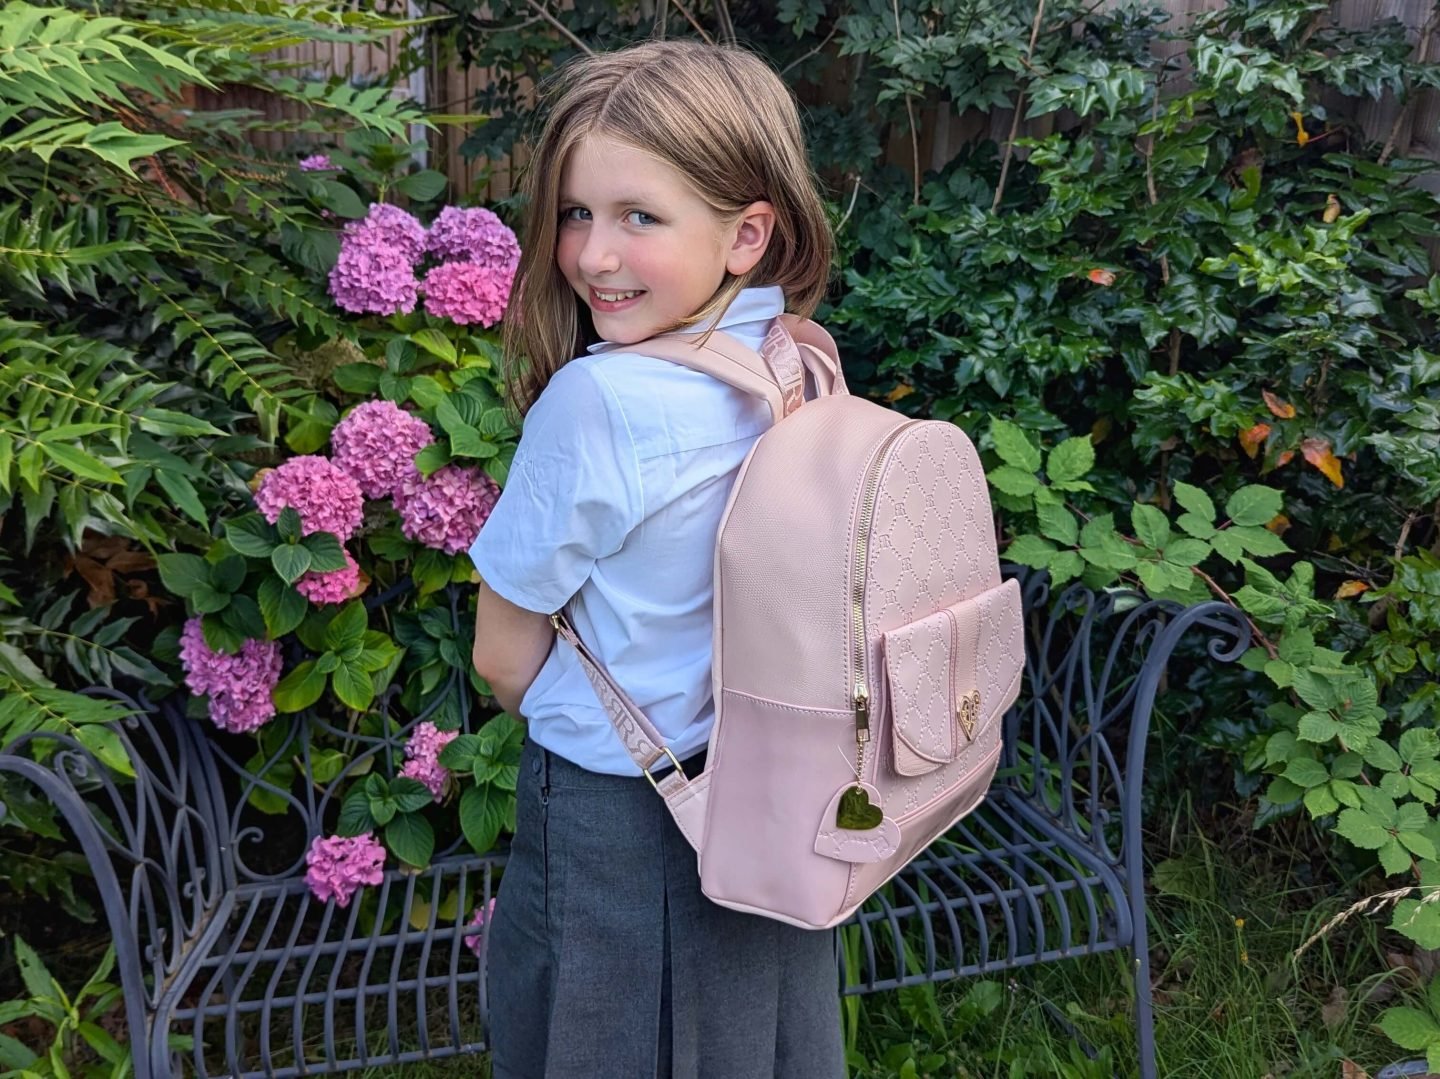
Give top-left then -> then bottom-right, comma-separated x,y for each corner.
425,206 -> 520,271
463,897 -> 496,958
398,721 -> 459,802
295,549 -> 363,605
178,617 -> 283,734
330,400 -> 435,499
328,244 -> 421,317
346,203 -> 428,264
421,261 -> 513,327
393,464 -> 501,555
299,154 -> 335,171
253,456 -> 364,542
305,833 -> 387,908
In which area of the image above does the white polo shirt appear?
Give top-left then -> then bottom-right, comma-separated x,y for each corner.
468,286 -> 781,775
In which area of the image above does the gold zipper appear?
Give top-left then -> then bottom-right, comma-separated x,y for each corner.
850,420 -> 922,775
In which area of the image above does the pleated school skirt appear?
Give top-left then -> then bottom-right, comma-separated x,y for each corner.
485,738 -> 846,1079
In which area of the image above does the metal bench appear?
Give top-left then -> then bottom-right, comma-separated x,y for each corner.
0,568 -> 1247,1078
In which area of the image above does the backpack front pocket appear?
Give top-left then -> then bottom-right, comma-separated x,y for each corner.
881,579 -> 1023,778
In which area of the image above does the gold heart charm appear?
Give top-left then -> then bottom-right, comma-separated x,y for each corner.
956,689 -> 981,741
835,785 -> 884,830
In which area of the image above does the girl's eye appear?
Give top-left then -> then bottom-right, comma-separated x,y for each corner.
626,210 -> 658,227
560,206 -> 590,222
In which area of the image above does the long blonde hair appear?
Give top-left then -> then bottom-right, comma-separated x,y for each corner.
501,39 -> 833,415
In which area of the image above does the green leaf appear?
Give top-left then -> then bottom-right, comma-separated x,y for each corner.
1393,898 -> 1440,949
1284,757 -> 1329,788
157,553 -> 211,599
439,733 -> 483,771
227,514 -> 277,558
1381,1007 -> 1440,1050
337,786 -> 375,836
331,661 -> 374,711
411,328 -> 458,364
1228,524 -> 1291,557
1046,436 -> 1094,484
274,660 -> 326,713
13,937 -> 54,1001
1036,504 -> 1077,546
325,601 -> 368,650
1225,485 -> 1283,527
40,441 -> 123,483
1176,512 -> 1216,540
276,507 -> 303,542
391,777 -> 435,813
395,169 -> 448,201
334,363 -> 383,394
1131,504 -> 1171,552
271,544 -> 313,584
1004,535 -> 1057,569
1335,807 -> 1389,850
258,577 -> 307,638
156,470 -> 207,525
75,725 -> 135,778
459,783 -> 508,854
302,532 -> 349,573
408,375 -> 447,409
1172,481 -> 1215,524
137,408 -> 224,437
386,812 -> 435,868
1303,784 -> 1339,817
1162,538 -> 1210,566
989,419 -> 1041,471
413,442 -> 451,477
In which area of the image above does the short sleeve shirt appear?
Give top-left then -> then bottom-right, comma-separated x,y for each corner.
468,286 -> 781,775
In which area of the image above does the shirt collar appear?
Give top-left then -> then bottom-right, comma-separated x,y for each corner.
585,285 -> 785,354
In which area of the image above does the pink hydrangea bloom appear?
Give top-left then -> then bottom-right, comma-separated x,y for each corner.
253,456 -> 364,542
295,549 -> 362,605
393,464 -> 501,555
463,897 -> 497,958
425,206 -> 520,271
346,203 -> 428,264
305,833 -> 387,908
299,153 -> 334,171
330,400 -> 435,499
421,261 -> 513,327
178,617 -> 282,734
328,244 -> 420,316
398,721 -> 459,802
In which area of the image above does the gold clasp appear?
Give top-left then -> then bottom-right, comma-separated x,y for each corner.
956,689 -> 981,741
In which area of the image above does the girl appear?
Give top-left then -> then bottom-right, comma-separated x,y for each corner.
468,38 -> 844,1079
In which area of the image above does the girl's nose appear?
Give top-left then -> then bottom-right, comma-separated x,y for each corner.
577,228 -> 621,277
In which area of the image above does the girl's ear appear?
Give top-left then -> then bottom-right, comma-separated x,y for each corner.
725,200 -> 775,276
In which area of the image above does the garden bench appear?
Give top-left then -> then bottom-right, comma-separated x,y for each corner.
0,568 -> 1248,1078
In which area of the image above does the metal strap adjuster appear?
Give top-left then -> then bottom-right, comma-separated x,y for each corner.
643,747 -> 685,791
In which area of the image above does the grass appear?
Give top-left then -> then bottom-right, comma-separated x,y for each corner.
355,800 -> 1421,1079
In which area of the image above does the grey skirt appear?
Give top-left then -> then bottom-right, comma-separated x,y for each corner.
485,738 -> 845,1079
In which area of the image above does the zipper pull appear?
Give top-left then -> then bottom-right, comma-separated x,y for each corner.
854,684 -> 870,740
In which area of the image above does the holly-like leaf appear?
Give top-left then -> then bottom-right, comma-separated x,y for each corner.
989,419 -> 1041,471
1225,486 -> 1283,526
1046,436 -> 1094,483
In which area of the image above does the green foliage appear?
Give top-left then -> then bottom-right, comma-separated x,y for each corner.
0,938 -> 129,1078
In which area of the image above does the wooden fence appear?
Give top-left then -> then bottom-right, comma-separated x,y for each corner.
198,0 -> 1440,203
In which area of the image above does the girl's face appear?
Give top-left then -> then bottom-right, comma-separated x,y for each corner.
556,134 -> 773,346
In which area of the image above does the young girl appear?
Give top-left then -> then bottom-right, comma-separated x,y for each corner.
468,38 -> 844,1079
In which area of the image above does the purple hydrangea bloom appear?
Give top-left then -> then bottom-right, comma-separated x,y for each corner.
253,456 -> 364,542
398,721 -> 459,802
463,897 -> 497,958
305,833 -> 387,908
295,549 -> 363,605
393,464 -> 501,555
328,244 -> 421,317
299,153 -> 335,171
425,206 -> 520,271
420,261 -> 514,327
330,400 -> 435,499
178,617 -> 283,734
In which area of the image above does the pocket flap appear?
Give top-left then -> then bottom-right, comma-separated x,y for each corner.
882,578 -> 1025,778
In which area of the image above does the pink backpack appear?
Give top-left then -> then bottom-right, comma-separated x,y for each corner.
551,315 -> 1026,929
